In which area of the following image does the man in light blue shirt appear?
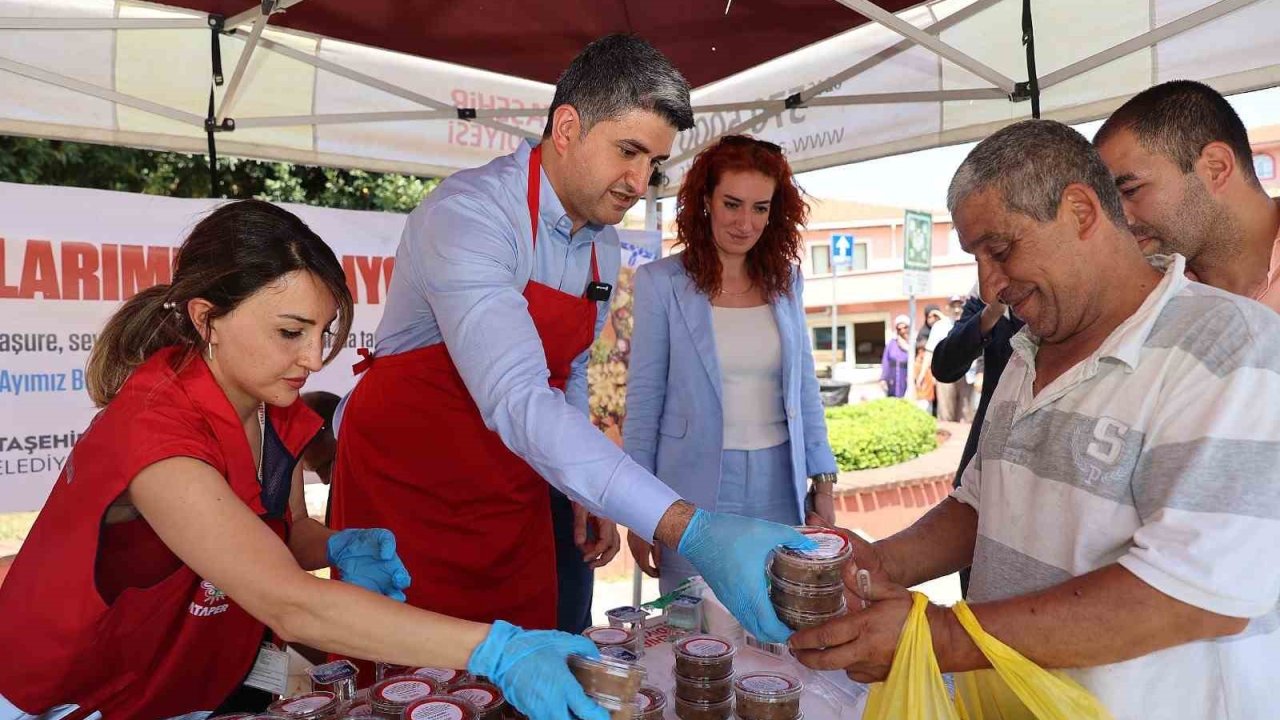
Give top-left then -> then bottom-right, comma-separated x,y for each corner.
329,34 -> 813,645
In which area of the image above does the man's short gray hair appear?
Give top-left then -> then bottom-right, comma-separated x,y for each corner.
543,34 -> 694,138
947,119 -> 1126,226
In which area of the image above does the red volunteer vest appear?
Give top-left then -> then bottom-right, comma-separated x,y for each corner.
0,346 -> 321,718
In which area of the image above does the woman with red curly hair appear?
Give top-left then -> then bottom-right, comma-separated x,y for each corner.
623,136 -> 839,593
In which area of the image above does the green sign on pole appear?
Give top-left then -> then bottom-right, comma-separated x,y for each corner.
903,210 -> 933,296
903,210 -> 933,272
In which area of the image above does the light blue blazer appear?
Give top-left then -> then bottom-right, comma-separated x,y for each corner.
623,255 -> 838,521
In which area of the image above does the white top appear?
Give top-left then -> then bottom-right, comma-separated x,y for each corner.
954,255 -> 1280,720
712,305 -> 788,450
924,314 -> 954,353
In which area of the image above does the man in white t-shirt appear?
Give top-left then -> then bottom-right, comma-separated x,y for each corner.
790,119 -> 1280,720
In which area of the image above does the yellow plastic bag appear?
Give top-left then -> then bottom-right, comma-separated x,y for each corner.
862,592 -> 1113,720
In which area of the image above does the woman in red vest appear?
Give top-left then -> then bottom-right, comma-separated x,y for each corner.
0,200 -> 608,720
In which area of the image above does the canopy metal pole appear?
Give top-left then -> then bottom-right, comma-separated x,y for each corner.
0,56 -> 204,126
661,0 -> 1002,171
834,0 -> 1017,93
216,1 -> 278,126
226,0 -> 306,29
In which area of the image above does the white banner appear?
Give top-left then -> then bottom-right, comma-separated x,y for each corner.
0,181 -> 405,512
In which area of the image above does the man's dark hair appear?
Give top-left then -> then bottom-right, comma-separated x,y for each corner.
1095,80 -> 1259,187
949,119 -> 1127,227
543,34 -> 694,138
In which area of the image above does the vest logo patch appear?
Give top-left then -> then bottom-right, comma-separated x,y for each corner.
190,580 -> 230,617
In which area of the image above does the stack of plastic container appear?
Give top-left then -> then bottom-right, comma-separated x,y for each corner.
767,526 -> 852,630
671,634 -> 736,720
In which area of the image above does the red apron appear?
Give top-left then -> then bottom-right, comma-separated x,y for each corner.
329,144 -> 601,632
0,347 -> 320,719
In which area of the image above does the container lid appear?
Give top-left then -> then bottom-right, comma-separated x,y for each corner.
767,567 -> 847,595
309,659 -> 358,685
339,702 -> 376,719
269,692 -> 339,717
671,594 -> 704,608
584,625 -> 636,646
606,605 -> 650,623
734,672 -> 803,700
404,695 -> 479,720
775,527 -> 851,564
568,652 -> 648,680
450,682 -> 506,711
599,645 -> 640,663
372,677 -> 439,707
412,667 -> 467,684
635,686 -> 668,713
674,634 -> 736,662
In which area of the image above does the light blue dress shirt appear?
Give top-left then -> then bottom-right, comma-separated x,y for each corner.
336,140 -> 681,541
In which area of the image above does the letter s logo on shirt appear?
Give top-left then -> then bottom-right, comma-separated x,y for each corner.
1086,417 -> 1129,465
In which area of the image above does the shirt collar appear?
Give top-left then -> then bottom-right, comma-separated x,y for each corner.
1009,253 -> 1189,371
521,139 -> 602,245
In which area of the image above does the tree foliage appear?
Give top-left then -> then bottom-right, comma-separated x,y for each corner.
0,135 -> 437,213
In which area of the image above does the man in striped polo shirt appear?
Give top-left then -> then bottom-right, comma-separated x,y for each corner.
791,119 -> 1280,719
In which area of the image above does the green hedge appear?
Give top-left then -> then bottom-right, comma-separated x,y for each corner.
825,398 -> 938,472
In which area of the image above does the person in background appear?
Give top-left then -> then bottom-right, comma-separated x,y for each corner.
925,302 -> 967,422
912,339 -> 935,414
916,302 -> 941,348
792,119 -> 1280,720
1095,79 -> 1280,311
0,201 -> 610,720
624,135 -> 839,594
879,315 -> 912,398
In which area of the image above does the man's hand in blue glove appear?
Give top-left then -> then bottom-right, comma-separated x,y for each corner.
468,620 -> 609,720
677,509 -> 816,644
327,528 -> 412,602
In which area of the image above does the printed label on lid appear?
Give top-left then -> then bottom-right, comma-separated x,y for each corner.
587,628 -> 631,644
741,675 -> 796,694
784,530 -> 849,560
281,695 -> 332,713
636,693 -> 655,711
600,646 -> 639,663
379,680 -> 435,703
409,701 -> 467,720
413,667 -> 461,683
454,688 -> 498,708
680,638 -> 730,657
309,659 -> 357,684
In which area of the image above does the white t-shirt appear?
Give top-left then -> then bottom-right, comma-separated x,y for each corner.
954,255 -> 1280,720
712,305 -> 788,450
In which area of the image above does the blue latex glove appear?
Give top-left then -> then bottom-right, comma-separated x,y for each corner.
468,620 -> 609,720
327,528 -> 412,602
677,509 -> 817,644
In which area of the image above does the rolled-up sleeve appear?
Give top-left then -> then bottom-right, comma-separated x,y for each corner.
410,195 -> 682,540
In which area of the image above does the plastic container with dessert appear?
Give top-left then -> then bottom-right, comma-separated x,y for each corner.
403,695 -> 480,720
633,686 -> 667,720
774,601 -> 847,631
567,653 -> 647,703
583,625 -> 643,657
267,692 -> 342,720
449,681 -> 508,720
767,571 -> 845,614
410,667 -> 473,691
672,634 -> 736,681
733,672 -> 803,720
673,671 -> 735,704
673,695 -> 733,720
369,675 -> 441,719
769,527 -> 852,586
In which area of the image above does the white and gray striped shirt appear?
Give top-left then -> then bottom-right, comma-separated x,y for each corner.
954,254 -> 1280,720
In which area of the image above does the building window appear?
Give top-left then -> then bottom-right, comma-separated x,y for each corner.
852,242 -> 868,271
812,326 -> 849,362
1255,153 -> 1276,181
811,245 -> 832,275
853,321 -> 885,365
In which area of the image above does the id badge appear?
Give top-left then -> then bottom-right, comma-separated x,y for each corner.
244,642 -> 290,696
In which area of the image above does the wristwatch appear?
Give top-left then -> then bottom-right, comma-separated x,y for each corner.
809,472 -> 838,486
